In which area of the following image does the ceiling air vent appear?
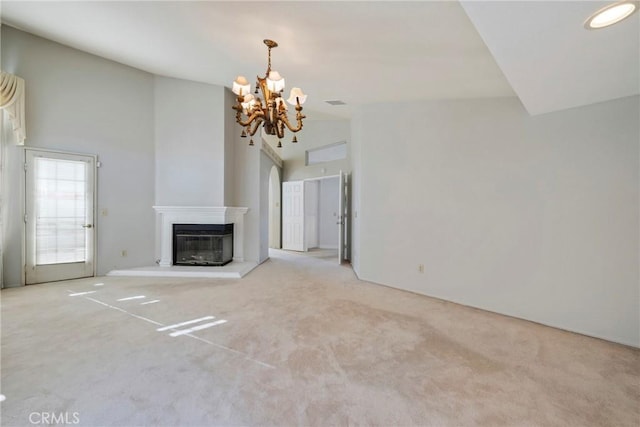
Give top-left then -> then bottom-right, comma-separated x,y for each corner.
324,100 -> 347,106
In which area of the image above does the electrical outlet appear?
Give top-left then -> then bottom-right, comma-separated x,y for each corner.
121,250 -> 127,257
418,264 -> 424,273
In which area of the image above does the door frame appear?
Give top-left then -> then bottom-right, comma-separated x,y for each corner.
299,176 -> 339,254
283,174 -> 349,263
338,171 -> 345,264
304,179 -> 319,251
268,165 -> 282,249
23,147 -> 98,284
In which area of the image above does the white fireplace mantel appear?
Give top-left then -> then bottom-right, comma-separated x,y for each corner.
153,206 -> 249,267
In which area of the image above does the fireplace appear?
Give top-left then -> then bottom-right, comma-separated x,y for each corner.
154,206 -> 248,267
172,224 -> 233,266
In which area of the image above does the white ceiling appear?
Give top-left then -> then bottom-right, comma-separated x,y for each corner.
1,1 -> 637,119
461,1 -> 639,116
1,1 -> 516,119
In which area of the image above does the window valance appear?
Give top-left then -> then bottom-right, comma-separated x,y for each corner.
1,71 -> 26,145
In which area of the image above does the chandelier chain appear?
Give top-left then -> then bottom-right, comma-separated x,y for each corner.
267,46 -> 272,74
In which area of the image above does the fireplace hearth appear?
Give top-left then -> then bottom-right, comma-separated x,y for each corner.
172,224 -> 233,266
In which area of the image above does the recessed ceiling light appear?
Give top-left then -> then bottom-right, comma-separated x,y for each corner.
584,1 -> 638,29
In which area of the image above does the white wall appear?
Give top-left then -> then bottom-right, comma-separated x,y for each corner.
223,89 -> 237,207
282,119 -> 350,181
319,177 -> 339,249
1,25 -> 271,280
1,26 -> 156,283
268,166 -> 281,249
154,76 -> 226,206
258,150 -> 274,263
351,95 -> 639,347
232,131 -> 259,263
350,112 -> 363,273
233,133 -> 277,264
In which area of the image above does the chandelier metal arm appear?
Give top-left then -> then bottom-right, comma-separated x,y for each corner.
279,105 -> 306,133
233,104 -> 265,128
248,117 -> 263,136
276,120 -> 285,139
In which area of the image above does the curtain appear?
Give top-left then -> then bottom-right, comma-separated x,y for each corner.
0,71 -> 26,145
0,115 -> 4,288
0,70 -> 26,287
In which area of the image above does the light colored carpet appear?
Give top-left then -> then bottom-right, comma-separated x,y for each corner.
1,249 -> 638,426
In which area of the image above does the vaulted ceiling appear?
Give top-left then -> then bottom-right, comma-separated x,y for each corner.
2,1 -> 638,119
461,1 -> 639,115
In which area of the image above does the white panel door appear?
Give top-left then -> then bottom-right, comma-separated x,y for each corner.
282,181 -> 305,251
25,149 -> 96,284
304,180 -> 319,250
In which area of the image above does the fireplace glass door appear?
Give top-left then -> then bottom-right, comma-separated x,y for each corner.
173,224 -> 233,266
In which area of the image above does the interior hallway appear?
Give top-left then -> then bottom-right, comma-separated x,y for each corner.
1,250 -> 638,426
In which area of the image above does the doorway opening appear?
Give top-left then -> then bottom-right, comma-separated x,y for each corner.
281,172 -> 349,265
304,176 -> 339,254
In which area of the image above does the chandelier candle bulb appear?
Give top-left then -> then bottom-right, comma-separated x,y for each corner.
231,39 -> 306,147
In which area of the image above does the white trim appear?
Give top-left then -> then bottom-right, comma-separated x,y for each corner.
302,174 -> 340,182
305,140 -> 347,166
260,139 -> 283,168
153,206 -> 248,215
22,147 -> 99,283
107,261 -> 258,279
354,271 -> 640,349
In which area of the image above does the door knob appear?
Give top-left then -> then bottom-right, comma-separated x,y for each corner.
82,224 -> 93,228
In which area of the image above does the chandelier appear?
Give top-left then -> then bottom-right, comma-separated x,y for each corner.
231,39 -> 307,148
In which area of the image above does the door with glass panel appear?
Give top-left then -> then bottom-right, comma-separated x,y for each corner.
25,149 -> 96,284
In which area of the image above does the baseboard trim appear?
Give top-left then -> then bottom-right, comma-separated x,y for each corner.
353,273 -> 639,349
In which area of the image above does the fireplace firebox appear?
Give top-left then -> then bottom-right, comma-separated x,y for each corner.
172,224 -> 233,266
